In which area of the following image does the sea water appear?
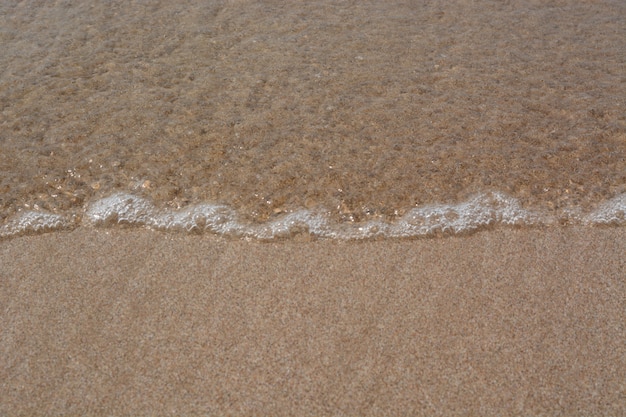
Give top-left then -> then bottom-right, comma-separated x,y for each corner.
1,0 -> 625,240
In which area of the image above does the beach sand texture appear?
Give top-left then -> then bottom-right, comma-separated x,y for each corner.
1,228 -> 625,416
1,0 -> 625,415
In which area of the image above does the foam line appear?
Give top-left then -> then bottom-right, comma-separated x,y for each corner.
0,211 -> 72,239
1,192 -> 625,240
583,193 -> 626,225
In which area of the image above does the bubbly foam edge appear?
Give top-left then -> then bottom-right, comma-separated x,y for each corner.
1,192 -> 625,240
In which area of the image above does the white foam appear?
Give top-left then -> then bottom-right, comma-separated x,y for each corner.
1,191 -> 625,240
0,211 -> 73,239
78,191 -> 586,239
584,193 -> 626,225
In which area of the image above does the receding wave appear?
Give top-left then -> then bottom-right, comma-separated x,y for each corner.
1,192 -> 625,240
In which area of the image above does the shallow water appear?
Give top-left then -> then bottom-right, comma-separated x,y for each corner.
1,0 -> 625,239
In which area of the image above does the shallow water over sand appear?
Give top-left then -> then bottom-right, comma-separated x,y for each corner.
1,0 -> 625,238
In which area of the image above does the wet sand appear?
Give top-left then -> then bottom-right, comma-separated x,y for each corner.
1,228 -> 625,415
2,0 -> 625,223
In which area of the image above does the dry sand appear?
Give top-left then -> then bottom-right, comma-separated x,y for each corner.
1,227 -> 624,416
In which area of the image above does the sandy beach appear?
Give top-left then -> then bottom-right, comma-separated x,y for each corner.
1,0 -> 625,414
1,227 -> 624,415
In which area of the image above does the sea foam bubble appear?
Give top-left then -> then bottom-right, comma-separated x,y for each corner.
0,211 -> 72,239
1,192 -> 625,240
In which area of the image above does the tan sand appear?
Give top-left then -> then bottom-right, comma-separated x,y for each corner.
1,227 -> 624,416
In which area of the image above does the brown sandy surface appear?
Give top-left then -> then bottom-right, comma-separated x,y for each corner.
1,227 -> 624,416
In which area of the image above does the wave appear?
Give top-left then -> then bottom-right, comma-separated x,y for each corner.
1,192 -> 625,240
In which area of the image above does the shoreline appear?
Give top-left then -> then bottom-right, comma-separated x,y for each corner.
1,227 -> 624,415
1,191 -> 625,241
